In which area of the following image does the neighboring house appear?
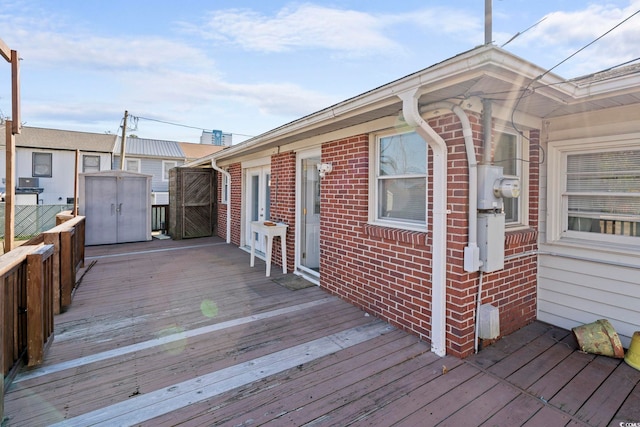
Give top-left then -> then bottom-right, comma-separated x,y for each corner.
0,127 -> 116,205
113,137 -> 225,204
184,45 -> 640,358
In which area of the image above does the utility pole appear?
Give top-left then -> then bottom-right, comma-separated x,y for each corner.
119,110 -> 128,170
485,0 -> 493,45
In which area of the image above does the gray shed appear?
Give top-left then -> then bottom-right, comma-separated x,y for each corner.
79,170 -> 152,245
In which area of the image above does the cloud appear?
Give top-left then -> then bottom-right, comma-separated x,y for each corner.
181,3 -> 482,57
505,1 -> 640,75
9,29 -> 213,72
120,68 -> 336,117
183,4 -> 399,55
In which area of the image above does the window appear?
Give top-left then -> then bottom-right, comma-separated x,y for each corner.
125,158 -> 140,173
222,169 -> 230,204
563,148 -> 640,242
162,161 -> 177,181
494,130 -> 527,226
33,152 -> 52,177
372,131 -> 427,228
83,155 -> 100,173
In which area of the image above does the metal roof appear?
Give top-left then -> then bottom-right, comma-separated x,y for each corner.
114,137 -> 185,158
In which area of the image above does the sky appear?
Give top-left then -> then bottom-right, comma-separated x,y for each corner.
1,0 -> 639,144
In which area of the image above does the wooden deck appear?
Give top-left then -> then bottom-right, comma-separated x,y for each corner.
3,236 -> 639,426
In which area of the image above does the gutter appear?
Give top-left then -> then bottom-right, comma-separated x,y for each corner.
398,89 -> 448,357
183,47 -> 559,170
210,159 -> 231,244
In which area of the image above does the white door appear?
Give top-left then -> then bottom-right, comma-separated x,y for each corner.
245,166 -> 271,253
299,156 -> 321,273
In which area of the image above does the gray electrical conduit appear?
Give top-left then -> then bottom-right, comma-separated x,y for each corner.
419,102 -> 479,264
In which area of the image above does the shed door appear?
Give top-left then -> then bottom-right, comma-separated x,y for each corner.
181,169 -> 214,238
85,176 -> 118,245
116,176 -> 149,243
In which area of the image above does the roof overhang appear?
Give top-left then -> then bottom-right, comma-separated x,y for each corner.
184,45 -> 640,167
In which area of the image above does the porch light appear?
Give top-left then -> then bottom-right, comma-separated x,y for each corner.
317,162 -> 333,178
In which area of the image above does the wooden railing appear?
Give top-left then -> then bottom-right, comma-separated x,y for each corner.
1,215 -> 85,419
20,215 -> 86,313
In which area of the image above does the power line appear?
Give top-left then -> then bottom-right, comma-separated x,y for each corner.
537,8 -> 640,82
509,8 -> 640,144
132,115 -> 255,138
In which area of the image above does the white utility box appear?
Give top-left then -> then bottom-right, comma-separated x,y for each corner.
478,212 -> 505,272
478,304 -> 500,339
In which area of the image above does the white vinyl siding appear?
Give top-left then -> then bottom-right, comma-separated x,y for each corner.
539,125 -> 640,350
538,254 -> 638,348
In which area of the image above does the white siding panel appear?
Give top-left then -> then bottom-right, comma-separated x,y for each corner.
537,300 -> 637,347
538,254 -> 639,348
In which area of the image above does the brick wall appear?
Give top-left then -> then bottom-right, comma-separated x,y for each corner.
228,163 -> 242,246
218,114 -> 539,358
270,152 -> 296,270
319,113 -> 539,358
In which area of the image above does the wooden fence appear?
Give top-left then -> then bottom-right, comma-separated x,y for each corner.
0,215 -> 85,419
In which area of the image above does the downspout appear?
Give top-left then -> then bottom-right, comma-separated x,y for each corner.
211,159 -> 231,244
398,89 -> 448,357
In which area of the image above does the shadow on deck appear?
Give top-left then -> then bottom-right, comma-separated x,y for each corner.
3,236 -> 639,426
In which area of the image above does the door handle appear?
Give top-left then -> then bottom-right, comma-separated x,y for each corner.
118,203 -> 122,215
111,203 -> 115,215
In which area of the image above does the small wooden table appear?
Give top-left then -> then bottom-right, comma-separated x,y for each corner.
250,221 -> 288,277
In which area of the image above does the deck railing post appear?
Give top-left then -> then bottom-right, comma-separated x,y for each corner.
60,229 -> 76,308
25,244 -> 54,367
26,247 -> 44,367
43,232 -> 61,314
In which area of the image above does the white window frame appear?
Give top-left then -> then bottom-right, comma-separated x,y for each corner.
494,128 -> 529,228
33,152 -> 52,177
548,133 -> 640,247
82,155 -> 101,173
368,130 -> 428,231
125,158 -> 141,173
162,160 -> 177,181
221,168 -> 230,204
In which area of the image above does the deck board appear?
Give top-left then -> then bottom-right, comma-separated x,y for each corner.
2,236 -> 638,427
576,361 -> 640,426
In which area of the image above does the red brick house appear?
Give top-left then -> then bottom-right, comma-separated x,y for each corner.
185,45 -> 640,358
